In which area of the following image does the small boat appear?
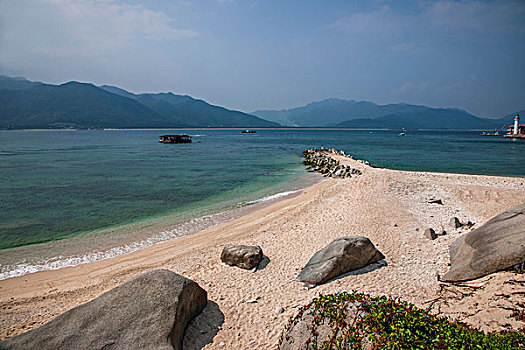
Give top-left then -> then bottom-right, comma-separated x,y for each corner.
242,130 -> 256,134
398,132 -> 405,136
158,134 -> 192,143
481,131 -> 500,136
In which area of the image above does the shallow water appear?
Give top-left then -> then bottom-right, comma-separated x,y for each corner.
0,129 -> 523,279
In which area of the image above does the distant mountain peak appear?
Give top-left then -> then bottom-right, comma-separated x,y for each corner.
306,98 -> 356,106
9,76 -> 29,81
59,81 -> 97,88
251,98 -> 508,129
0,75 -> 44,90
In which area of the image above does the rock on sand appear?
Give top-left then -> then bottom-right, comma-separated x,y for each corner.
297,236 -> 385,287
0,269 -> 207,350
221,245 -> 264,270
442,203 -> 525,282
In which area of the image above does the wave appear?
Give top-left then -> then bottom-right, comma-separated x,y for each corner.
0,189 -> 303,280
0,210 -> 235,280
239,189 -> 301,205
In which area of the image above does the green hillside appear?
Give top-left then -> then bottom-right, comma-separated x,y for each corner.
0,82 -> 180,129
0,76 -> 279,129
101,86 -> 279,128
335,109 -> 498,130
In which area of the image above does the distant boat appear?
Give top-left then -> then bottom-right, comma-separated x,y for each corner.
158,134 -> 192,143
398,132 -> 405,136
242,130 -> 256,134
481,131 -> 500,136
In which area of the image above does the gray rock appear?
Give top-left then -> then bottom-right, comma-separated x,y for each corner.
437,229 -> 447,236
279,301 -> 373,350
424,228 -> 437,240
274,306 -> 285,314
297,236 -> 385,287
279,304 -> 332,350
0,269 -> 207,350
428,199 -> 443,205
221,245 -> 263,270
449,217 -> 462,228
442,203 -> 525,282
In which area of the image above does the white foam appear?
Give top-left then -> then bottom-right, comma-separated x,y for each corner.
240,189 -> 300,205
0,210 -> 232,280
0,186 -> 310,280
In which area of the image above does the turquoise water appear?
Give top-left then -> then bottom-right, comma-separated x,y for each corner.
0,129 -> 523,278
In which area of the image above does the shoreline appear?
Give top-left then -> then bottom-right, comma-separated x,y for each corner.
0,175 -> 321,281
2,154 -> 521,282
1,153 -> 524,347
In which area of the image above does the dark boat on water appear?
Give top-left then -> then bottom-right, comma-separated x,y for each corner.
242,130 -> 256,134
158,134 -> 192,143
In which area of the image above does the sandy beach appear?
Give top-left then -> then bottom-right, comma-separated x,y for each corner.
1,154 -> 524,349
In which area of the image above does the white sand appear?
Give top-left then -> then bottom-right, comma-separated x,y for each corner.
1,154 -> 524,348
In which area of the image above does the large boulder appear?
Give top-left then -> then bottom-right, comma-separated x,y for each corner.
279,302 -> 363,350
0,269 -> 207,350
442,203 -> 525,282
297,236 -> 385,287
221,245 -> 263,270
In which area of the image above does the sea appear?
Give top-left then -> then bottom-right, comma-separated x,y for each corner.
1,129 -> 524,280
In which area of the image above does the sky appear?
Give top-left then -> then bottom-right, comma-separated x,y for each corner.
0,0 -> 524,118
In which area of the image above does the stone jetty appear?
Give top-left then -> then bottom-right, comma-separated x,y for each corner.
302,148 -> 366,178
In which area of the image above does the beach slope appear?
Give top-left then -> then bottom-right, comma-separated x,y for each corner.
1,155 -> 524,348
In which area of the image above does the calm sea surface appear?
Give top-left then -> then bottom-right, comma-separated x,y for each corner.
1,129 -> 523,278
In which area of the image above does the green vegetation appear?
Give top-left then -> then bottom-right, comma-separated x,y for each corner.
0,75 -> 279,129
282,292 -> 525,349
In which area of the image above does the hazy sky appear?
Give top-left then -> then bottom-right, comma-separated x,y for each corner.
1,0 -> 523,117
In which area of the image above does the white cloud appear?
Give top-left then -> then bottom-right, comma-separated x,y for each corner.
435,74 -> 478,93
331,5 -> 393,35
423,0 -> 525,34
1,0 -> 197,59
331,0 -> 525,45
0,0 -> 199,87
53,0 -> 197,45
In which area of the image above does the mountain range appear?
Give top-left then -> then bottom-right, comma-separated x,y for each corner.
0,76 -> 278,129
0,75 -> 521,130
252,98 -> 518,130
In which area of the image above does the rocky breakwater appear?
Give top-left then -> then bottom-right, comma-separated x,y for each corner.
302,148 -> 366,179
